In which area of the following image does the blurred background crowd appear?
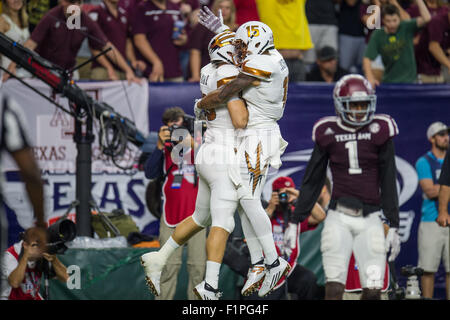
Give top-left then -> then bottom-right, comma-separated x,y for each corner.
0,0 -> 449,85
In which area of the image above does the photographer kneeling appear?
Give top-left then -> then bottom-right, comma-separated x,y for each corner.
262,177 -> 326,300
1,227 -> 68,300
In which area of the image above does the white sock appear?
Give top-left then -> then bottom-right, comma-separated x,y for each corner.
258,234 -> 278,265
245,236 -> 264,265
205,261 -> 221,289
239,199 -> 278,265
159,236 -> 180,262
238,207 -> 264,265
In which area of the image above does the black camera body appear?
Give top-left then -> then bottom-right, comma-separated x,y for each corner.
278,191 -> 290,212
47,219 -> 76,255
168,115 -> 195,135
278,191 -> 288,205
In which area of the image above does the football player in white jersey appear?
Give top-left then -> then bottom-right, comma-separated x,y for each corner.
197,12 -> 291,297
141,31 -> 251,300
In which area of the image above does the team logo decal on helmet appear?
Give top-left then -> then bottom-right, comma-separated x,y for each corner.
234,21 -> 275,64
208,30 -> 237,65
333,74 -> 377,127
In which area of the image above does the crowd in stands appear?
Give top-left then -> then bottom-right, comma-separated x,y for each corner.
0,0 -> 449,84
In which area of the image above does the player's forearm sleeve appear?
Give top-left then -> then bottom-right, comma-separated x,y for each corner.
379,139 -> 400,228
291,144 -> 329,223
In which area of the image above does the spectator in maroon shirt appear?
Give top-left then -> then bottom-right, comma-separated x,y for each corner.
88,0 -> 146,80
189,0 -> 213,26
3,0 -> 138,82
119,0 -> 140,15
407,0 -> 448,18
132,0 -> 188,82
416,12 -> 450,83
407,0 -> 448,47
188,0 -> 237,82
233,0 -> 259,25
171,0 -> 201,28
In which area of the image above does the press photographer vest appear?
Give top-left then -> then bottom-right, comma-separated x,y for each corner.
6,244 -> 43,300
161,147 -> 198,227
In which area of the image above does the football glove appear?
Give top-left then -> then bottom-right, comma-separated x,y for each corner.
198,7 -> 230,34
194,99 -> 203,119
284,222 -> 298,251
385,227 -> 401,262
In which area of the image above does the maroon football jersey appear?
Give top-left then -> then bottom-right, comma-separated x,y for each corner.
312,114 -> 399,206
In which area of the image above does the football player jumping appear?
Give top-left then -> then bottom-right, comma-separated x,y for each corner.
292,74 -> 401,300
140,31 -> 274,300
196,9 -> 291,298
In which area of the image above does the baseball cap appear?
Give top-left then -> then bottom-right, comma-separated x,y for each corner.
272,176 -> 295,191
427,122 -> 449,139
317,46 -> 337,61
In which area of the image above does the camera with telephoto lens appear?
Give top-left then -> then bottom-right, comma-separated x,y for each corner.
46,219 -> 77,255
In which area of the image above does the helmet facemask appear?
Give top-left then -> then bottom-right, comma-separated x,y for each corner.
335,95 -> 377,127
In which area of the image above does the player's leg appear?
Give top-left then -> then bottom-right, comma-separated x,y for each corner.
193,144 -> 239,299
239,196 -> 291,297
237,136 -> 279,265
352,212 -> 386,300
238,205 -> 266,296
155,220 -> 183,300
237,134 -> 290,297
141,175 -> 211,296
238,206 -> 264,264
444,229 -> 450,300
186,227 -> 207,300
321,210 -> 354,300
193,177 -> 238,299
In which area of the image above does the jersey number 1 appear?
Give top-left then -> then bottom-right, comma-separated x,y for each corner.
345,141 -> 362,175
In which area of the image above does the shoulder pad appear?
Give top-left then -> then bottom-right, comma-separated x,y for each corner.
216,64 -> 239,88
370,114 -> 399,144
240,54 -> 274,81
312,116 -> 338,144
200,63 -> 217,94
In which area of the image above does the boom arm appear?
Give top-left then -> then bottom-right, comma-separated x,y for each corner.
0,33 -> 146,147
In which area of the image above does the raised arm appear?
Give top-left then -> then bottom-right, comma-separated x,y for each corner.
198,72 -> 258,110
415,0 -> 431,27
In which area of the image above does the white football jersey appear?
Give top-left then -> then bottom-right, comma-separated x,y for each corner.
240,49 -> 289,128
200,63 -> 240,145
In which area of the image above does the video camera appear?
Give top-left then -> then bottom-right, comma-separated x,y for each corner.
46,219 -> 77,255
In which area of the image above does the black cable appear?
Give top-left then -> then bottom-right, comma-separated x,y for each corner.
45,10 -> 137,124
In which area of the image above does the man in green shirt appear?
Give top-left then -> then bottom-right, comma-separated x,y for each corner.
363,1 -> 431,87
